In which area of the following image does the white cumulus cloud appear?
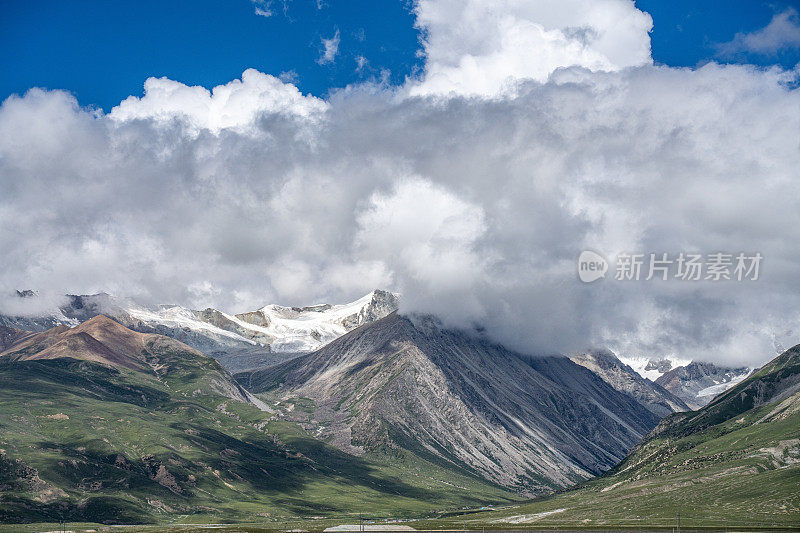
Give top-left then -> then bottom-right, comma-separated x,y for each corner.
111,69 -> 327,133
407,0 -> 653,97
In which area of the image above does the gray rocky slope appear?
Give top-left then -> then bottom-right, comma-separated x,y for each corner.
237,313 -> 662,496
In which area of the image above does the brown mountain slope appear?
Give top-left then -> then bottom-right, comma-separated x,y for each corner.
0,315 -> 152,370
0,325 -> 35,352
0,315 -> 256,405
0,315 -> 254,407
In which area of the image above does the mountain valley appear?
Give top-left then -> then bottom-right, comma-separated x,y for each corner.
0,291 -> 796,527
447,344 -> 800,528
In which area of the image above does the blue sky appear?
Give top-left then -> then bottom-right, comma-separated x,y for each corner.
1,0 -> 799,110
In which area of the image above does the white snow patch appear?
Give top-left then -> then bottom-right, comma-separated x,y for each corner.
125,305 -> 256,344
697,370 -> 751,398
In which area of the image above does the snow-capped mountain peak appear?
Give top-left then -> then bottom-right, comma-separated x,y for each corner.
226,289 -> 400,353
616,355 -> 692,382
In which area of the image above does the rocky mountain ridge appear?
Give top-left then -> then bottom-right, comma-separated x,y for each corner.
569,350 -> 690,417
238,313 -> 662,496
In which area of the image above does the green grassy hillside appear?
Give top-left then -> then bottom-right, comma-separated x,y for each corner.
0,319 -> 519,525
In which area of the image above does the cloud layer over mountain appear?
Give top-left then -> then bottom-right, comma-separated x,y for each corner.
1,0 -> 799,367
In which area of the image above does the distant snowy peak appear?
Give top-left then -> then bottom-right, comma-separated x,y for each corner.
569,350 -> 690,416
614,354 -> 753,408
695,372 -> 750,400
617,355 -> 692,382
124,303 -> 266,349
655,362 -> 753,409
250,289 -> 398,330
0,291 -> 82,331
229,289 -> 401,352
